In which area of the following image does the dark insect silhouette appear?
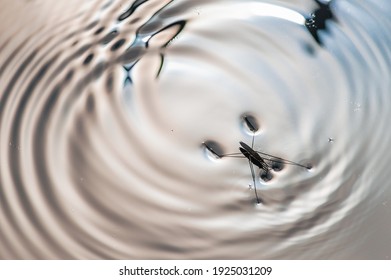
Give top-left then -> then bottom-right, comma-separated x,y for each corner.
204,117 -> 310,204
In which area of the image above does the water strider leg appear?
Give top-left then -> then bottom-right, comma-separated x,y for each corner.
248,159 -> 262,204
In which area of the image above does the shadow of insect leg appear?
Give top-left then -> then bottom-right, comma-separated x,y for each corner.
248,159 -> 262,204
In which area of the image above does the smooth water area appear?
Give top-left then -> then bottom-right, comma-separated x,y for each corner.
1,0 -> 391,259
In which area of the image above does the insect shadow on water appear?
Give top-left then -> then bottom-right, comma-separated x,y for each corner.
204,116 -> 311,205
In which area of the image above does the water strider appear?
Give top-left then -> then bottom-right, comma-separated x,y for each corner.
204,117 -> 310,204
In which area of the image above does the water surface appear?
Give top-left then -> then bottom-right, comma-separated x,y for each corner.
1,0 -> 391,259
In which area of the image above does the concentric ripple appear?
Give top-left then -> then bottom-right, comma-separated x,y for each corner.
1,0 -> 391,259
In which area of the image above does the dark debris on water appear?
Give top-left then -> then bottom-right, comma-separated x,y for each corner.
305,0 -> 335,45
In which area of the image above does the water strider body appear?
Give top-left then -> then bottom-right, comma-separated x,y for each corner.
204,133 -> 310,204
239,141 -> 269,171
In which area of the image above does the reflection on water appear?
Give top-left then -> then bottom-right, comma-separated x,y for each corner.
1,0 -> 391,259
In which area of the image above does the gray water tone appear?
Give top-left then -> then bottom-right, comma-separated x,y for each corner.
1,0 -> 391,259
